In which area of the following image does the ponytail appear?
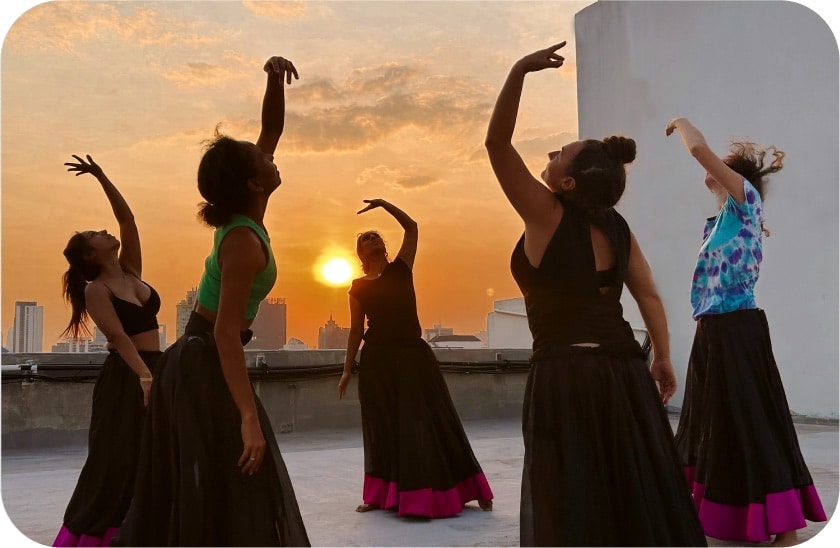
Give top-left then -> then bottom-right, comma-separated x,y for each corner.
61,232 -> 100,340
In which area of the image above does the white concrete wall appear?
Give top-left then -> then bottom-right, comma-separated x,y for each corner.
575,1 -> 838,417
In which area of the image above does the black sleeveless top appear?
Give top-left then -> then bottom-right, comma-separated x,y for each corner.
348,258 -> 422,345
510,205 -> 643,360
109,281 -> 161,336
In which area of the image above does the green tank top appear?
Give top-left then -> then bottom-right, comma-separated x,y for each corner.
196,214 -> 276,319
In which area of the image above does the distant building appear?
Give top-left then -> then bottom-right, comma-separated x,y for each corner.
424,323 -> 454,342
158,324 -> 168,349
474,329 -> 489,347
246,298 -> 287,350
175,288 -> 197,339
51,338 -> 103,353
318,315 -> 350,349
12,301 -> 43,353
285,337 -> 308,351
428,334 -> 483,349
486,297 -> 532,349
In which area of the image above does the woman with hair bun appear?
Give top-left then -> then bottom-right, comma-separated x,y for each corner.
114,56 -> 310,546
53,155 -> 161,548
666,117 -> 826,546
485,43 -> 705,546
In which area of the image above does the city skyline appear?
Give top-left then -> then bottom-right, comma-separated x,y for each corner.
2,1 -> 588,350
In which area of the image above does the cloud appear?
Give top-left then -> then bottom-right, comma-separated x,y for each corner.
240,1 -> 308,21
355,165 -> 442,191
279,64 -> 493,154
5,3 -> 229,53
162,62 -> 249,87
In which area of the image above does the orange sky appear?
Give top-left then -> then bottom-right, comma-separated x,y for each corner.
1,0 -> 588,348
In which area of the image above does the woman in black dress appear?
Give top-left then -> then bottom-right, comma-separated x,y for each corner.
485,43 -> 706,546
54,155 -> 161,547
338,198 -> 493,518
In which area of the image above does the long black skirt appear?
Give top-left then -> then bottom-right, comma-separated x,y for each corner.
53,350 -> 161,547
357,338 -> 493,517
674,309 -> 827,542
520,349 -> 706,546
113,312 -> 310,546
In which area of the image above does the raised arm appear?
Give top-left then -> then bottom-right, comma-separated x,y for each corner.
66,155 -> 142,277
357,199 -> 418,269
213,227 -> 268,477
256,56 -> 299,156
623,231 -> 676,405
338,294 -> 365,400
485,43 -> 566,226
665,117 -> 746,203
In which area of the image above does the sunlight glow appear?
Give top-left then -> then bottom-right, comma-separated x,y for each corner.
313,249 -> 357,288
322,258 -> 353,285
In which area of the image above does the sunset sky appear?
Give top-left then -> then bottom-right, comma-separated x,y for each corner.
1,0 -> 589,349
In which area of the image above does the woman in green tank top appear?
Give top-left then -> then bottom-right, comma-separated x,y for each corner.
115,56 -> 310,546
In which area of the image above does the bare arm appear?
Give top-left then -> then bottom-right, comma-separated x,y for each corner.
357,199 -> 419,269
485,44 -> 566,228
66,155 -> 142,277
666,117 -> 746,203
623,231 -> 676,405
214,227 -> 268,476
338,294 -> 365,400
256,56 -> 298,156
84,283 -> 153,405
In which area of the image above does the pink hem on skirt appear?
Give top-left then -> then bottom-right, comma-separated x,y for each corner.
683,466 -> 827,542
53,524 -> 119,547
362,473 -> 493,518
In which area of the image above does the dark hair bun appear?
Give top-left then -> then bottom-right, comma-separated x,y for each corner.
603,135 -> 636,164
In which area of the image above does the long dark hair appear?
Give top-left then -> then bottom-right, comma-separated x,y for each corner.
197,129 -> 258,227
723,141 -> 784,200
563,135 -> 636,213
61,233 -> 101,339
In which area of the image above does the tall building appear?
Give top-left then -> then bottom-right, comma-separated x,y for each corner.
175,288 -> 197,339
245,298 -> 287,350
318,315 -> 350,349
424,323 -> 454,342
158,324 -> 168,349
12,301 -> 44,353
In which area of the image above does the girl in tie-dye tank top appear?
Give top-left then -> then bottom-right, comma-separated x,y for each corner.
666,117 -> 826,546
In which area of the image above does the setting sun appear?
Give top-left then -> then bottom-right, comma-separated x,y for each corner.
322,258 -> 353,285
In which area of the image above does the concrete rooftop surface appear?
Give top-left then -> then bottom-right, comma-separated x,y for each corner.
2,417 -> 838,547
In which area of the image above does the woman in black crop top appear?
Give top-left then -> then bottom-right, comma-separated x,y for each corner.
113,56 -> 309,547
53,155 -> 162,547
486,44 -> 705,546
338,199 -> 493,518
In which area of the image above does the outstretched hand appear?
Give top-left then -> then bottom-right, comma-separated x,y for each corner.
357,198 -> 389,214
65,154 -> 105,179
264,56 -> 299,85
515,42 -> 566,74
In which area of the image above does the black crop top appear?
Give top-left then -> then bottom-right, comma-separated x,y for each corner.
510,205 -> 643,360
108,281 -> 161,336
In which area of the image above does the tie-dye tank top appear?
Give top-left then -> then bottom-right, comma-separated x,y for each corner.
691,179 -> 763,319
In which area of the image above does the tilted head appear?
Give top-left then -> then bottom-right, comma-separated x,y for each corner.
61,229 -> 119,339
356,231 -> 388,274
543,136 -> 636,212
719,141 -> 784,200
197,130 -> 281,227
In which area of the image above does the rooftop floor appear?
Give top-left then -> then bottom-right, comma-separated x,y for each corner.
2,417 -> 837,547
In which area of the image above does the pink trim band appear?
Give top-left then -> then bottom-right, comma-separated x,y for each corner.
362,473 -> 494,518
53,524 -> 119,547
683,466 -> 827,542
